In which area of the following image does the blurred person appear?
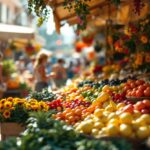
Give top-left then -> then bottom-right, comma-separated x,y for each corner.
27,56 -> 36,74
0,52 -> 6,98
16,56 -> 26,74
34,53 -> 55,92
52,58 -> 67,88
67,61 -> 75,79
73,59 -> 82,75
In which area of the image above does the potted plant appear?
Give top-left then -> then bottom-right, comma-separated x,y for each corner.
0,97 -> 49,140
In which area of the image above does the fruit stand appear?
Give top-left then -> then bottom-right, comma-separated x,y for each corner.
0,0 -> 150,150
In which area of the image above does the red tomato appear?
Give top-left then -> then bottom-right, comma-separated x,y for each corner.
143,99 -> 150,107
124,86 -> 131,91
132,88 -> 137,92
144,87 -> 150,97
135,80 -> 145,85
138,85 -> 147,91
134,101 -> 146,111
131,91 -> 136,97
143,83 -> 150,87
122,104 -> 134,113
130,83 -> 136,88
136,90 -> 143,98
127,91 -> 132,97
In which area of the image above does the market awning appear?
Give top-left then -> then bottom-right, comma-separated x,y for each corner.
0,24 -> 35,40
47,0 -> 150,32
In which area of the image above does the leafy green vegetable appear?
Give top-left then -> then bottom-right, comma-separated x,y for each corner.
29,88 -> 57,101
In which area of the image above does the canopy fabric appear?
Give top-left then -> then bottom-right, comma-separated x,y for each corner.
48,0 -> 150,32
0,24 -> 35,40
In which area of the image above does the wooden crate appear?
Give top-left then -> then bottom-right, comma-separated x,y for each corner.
0,123 -> 25,141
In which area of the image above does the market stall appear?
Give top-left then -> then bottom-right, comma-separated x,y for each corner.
0,0 -> 150,150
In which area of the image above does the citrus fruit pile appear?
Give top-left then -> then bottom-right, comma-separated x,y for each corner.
50,78 -> 150,139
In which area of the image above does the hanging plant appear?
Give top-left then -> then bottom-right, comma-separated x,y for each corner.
28,0 -> 50,26
64,0 -> 91,30
111,0 -> 121,6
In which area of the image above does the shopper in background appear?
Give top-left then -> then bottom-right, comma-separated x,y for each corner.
0,52 -> 6,98
52,58 -> 67,88
27,55 -> 36,74
67,61 -> 75,79
34,53 -> 55,92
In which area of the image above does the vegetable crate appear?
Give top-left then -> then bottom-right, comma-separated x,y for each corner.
0,123 -> 25,141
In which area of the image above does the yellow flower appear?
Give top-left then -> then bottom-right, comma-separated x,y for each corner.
31,104 -> 40,111
24,103 -> 31,110
14,98 -> 26,105
43,105 -> 49,112
141,35 -> 148,44
4,101 -> 13,109
29,99 -> 38,105
3,110 -> 11,119
7,97 -> 14,102
0,99 -> 6,104
39,101 -> 46,109
0,103 -> 4,112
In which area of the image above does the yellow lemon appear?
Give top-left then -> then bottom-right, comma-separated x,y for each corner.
108,118 -> 120,126
80,120 -> 93,134
94,109 -> 103,118
103,111 -> 111,117
133,110 -> 141,119
95,92 -> 110,104
100,127 -> 108,135
93,116 -> 101,122
139,114 -> 150,124
108,112 -> 118,120
117,103 -> 126,110
135,117 -> 146,126
94,122 -> 104,129
102,101 -> 110,108
120,112 -> 133,124
92,128 -> 99,136
106,124 -> 119,136
120,124 -> 133,137
136,126 -> 150,139
101,117 -> 108,123
105,105 -> 115,112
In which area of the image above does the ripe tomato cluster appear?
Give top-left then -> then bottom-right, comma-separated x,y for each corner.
120,99 -> 150,114
124,80 -> 150,97
47,99 -> 63,111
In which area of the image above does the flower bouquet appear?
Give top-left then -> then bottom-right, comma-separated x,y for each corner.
0,97 -> 49,124
0,97 -> 49,140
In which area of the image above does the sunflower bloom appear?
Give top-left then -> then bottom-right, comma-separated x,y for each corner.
3,110 -> 11,119
31,104 -> 39,111
24,103 -> 31,110
7,97 -> 14,102
4,101 -> 13,109
0,103 -> 4,112
0,99 -> 6,104
29,99 -> 38,105
39,101 -> 46,109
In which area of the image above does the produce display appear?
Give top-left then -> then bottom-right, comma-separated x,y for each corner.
49,78 -> 150,140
